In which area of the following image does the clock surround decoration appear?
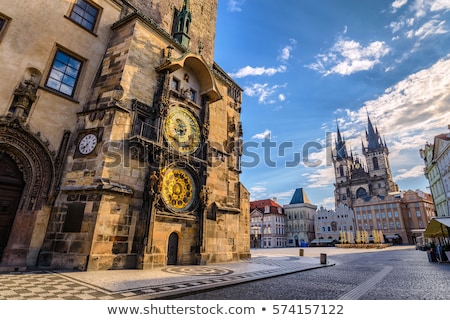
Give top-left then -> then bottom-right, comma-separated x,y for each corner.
163,105 -> 200,155
160,166 -> 199,213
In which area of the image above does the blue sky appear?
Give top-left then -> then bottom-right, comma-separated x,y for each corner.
214,0 -> 450,207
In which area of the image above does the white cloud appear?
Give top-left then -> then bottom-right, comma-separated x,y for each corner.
249,185 -> 268,200
278,39 -> 297,62
307,38 -> 391,76
252,129 -> 271,140
278,94 -> 286,101
244,83 -> 286,104
394,165 -> 425,180
392,0 -> 408,11
413,19 -> 448,39
230,65 -> 287,78
430,0 -> 450,11
227,0 -> 246,12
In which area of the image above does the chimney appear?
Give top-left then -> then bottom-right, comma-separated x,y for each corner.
273,197 -> 277,203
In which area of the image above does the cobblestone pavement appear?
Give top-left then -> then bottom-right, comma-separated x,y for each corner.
0,252 -> 329,300
176,246 -> 450,300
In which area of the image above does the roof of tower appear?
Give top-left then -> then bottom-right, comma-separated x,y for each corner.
335,123 -> 349,160
366,114 -> 384,151
289,188 -> 311,204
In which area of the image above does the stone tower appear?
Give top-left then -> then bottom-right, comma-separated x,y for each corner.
0,0 -> 249,271
332,115 -> 398,208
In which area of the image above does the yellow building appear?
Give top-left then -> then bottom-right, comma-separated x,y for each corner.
0,0 -> 250,271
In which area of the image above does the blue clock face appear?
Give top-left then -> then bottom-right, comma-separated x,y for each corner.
78,133 -> 97,155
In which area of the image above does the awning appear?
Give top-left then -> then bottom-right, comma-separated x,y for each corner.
424,217 -> 450,238
311,239 -> 336,244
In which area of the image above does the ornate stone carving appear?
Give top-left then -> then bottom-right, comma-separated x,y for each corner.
0,119 -> 55,210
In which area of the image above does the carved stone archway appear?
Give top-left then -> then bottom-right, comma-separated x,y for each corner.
0,118 -> 56,267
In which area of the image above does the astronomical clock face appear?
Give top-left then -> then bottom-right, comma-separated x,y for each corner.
161,167 -> 197,212
163,106 -> 200,154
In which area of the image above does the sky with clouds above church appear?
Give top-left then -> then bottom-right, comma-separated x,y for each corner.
214,0 -> 450,207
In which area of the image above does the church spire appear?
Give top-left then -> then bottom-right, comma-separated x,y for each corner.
335,122 -> 349,160
173,0 -> 192,48
365,113 -> 383,151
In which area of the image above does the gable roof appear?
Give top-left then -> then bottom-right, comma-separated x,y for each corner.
250,199 -> 284,215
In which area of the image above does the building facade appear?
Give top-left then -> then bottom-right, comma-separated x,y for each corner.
0,0 -> 250,271
284,188 -> 316,246
352,190 -> 435,244
314,203 -> 355,244
420,138 -> 449,217
420,127 -> 450,217
250,199 -> 286,248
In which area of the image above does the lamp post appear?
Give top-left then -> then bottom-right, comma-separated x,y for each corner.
260,214 -> 264,248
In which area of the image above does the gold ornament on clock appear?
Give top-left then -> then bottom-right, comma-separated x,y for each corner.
161,167 -> 197,212
163,106 -> 200,154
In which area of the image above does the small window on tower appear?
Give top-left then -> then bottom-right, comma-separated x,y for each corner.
171,77 -> 180,91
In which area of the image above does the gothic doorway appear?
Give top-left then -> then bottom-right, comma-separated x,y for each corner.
0,154 -> 24,259
167,232 -> 179,265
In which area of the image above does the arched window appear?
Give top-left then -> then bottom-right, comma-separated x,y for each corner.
356,187 -> 368,199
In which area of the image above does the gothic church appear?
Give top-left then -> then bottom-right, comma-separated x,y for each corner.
332,115 -> 399,208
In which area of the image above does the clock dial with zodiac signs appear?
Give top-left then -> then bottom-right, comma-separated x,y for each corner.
161,167 -> 197,212
163,106 -> 200,154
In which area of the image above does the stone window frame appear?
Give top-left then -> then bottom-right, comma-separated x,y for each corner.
0,12 -> 11,43
66,0 -> 102,33
44,46 -> 84,98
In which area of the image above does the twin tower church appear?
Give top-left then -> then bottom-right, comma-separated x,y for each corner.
332,115 -> 399,207
0,0 -> 250,271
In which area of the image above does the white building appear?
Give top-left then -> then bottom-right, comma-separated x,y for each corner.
314,202 -> 355,245
250,199 -> 286,248
284,188 -> 317,247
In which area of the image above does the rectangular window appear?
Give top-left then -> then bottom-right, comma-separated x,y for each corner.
396,221 -> 401,229
171,77 -> 180,91
63,203 -> 85,232
0,16 -> 6,32
70,0 -> 99,31
46,49 -> 82,97
0,13 -> 10,41
190,89 -> 197,102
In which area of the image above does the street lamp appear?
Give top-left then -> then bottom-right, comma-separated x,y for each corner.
261,214 -> 264,248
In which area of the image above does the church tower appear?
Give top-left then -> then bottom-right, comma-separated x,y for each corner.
332,115 -> 398,208
332,124 -> 354,207
362,115 -> 398,197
